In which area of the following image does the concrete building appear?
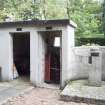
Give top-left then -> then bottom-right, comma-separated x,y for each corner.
69,46 -> 105,85
0,19 -> 76,88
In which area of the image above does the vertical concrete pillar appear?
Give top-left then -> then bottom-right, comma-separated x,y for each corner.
0,33 -> 13,81
37,33 -> 45,85
89,51 -> 102,86
61,26 -> 75,88
30,31 -> 45,86
30,30 -> 39,85
61,28 -> 68,88
8,34 -> 13,80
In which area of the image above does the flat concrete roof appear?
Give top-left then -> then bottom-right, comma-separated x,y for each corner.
0,19 -> 77,28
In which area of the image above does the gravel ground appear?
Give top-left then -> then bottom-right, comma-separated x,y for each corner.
2,88 -> 96,105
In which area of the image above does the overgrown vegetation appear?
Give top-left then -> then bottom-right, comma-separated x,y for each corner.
0,0 -> 103,38
103,0 -> 105,36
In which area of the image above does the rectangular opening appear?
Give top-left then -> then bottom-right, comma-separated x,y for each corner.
11,32 -> 30,81
38,31 -> 62,85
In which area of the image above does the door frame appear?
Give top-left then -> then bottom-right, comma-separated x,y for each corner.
9,32 -> 30,80
37,30 -> 62,87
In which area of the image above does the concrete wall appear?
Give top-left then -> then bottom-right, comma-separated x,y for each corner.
61,26 -> 75,87
30,29 -> 38,85
34,26 -> 75,88
67,46 -> 105,83
0,25 -> 76,88
2,25 -> 102,87
0,27 -> 36,81
35,32 -> 46,86
0,34 -> 11,81
67,47 -> 90,81
100,47 -> 105,80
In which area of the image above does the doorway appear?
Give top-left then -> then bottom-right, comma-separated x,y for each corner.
39,31 -> 62,85
11,32 -> 30,81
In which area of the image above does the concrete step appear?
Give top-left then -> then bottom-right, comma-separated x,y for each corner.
60,80 -> 105,104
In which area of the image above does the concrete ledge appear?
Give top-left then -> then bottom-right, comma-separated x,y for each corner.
60,80 -> 105,105
61,94 -> 105,105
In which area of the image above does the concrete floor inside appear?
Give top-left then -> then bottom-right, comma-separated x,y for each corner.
0,77 -> 33,104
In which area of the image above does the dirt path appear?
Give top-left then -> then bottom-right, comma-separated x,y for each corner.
2,88 -> 95,105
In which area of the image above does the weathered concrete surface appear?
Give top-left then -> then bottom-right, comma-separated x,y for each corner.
2,88 -> 94,105
0,77 -> 33,104
0,25 -> 75,89
61,80 -> 105,104
67,47 -> 105,84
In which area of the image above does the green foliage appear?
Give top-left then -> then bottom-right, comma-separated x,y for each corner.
76,37 -> 105,46
66,0 -> 102,37
0,9 -> 8,21
4,0 -> 40,20
0,0 -> 103,38
103,0 -> 105,35
39,0 -> 67,19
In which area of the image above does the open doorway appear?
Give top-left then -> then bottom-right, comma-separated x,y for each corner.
39,31 -> 62,85
11,32 -> 30,81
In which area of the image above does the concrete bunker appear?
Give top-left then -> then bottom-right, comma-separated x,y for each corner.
0,19 -> 76,88
38,31 -> 61,84
11,32 -> 30,80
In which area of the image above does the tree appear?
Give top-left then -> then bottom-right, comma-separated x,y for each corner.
102,0 -> 105,35
5,0 -> 40,20
66,0 -> 102,37
39,0 -> 67,20
0,0 -> 102,38
0,0 -> 8,21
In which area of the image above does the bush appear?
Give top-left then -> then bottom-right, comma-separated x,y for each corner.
76,38 -> 105,46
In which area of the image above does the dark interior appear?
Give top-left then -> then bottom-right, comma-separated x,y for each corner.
13,33 -> 30,77
41,31 -> 61,84
47,46 -> 60,84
